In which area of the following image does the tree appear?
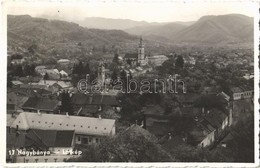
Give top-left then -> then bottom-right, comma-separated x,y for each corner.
14,65 -> 24,77
113,53 -> 119,64
126,59 -> 132,66
111,69 -> 118,86
24,64 -> 36,76
175,55 -> 184,70
60,91 -> 74,115
120,70 -> 128,90
67,125 -> 173,162
7,73 -> 13,88
28,44 -> 38,54
43,73 -> 49,81
84,62 -> 91,75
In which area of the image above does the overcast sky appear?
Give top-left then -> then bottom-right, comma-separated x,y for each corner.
5,1 -> 258,22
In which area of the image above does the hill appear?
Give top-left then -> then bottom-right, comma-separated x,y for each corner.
7,15 -> 174,60
125,14 -> 253,44
173,14 -> 254,44
125,22 -> 187,40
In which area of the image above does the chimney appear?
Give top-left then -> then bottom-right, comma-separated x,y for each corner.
194,116 -> 199,122
66,112 -> 69,117
11,112 -> 16,118
140,121 -> 144,127
207,110 -> 210,114
168,133 -> 172,140
98,115 -> 102,120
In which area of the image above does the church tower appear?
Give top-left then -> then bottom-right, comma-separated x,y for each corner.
138,36 -> 145,63
97,62 -> 105,87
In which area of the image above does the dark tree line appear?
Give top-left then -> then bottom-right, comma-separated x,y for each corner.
60,91 -> 74,115
8,63 -> 36,77
71,61 -> 96,86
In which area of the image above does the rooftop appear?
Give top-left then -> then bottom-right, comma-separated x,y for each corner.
7,129 -> 74,148
22,97 -> 59,112
11,112 -> 116,136
124,53 -> 138,59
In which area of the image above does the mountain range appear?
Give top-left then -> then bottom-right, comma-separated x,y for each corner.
7,14 -> 254,57
62,15 -> 253,44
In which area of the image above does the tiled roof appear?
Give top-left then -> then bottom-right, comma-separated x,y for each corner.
38,80 -> 72,88
7,129 -> 74,148
72,94 -> 119,106
124,53 -> 138,59
22,97 -> 59,111
230,87 -> 243,93
29,129 -> 74,147
7,114 -> 16,127
11,112 -> 116,136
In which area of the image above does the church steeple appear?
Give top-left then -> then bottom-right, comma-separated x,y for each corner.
139,36 -> 144,48
138,36 -> 145,62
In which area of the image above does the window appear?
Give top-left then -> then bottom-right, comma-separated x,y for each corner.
82,138 -> 88,144
66,124 -> 69,126
78,136 -> 81,141
60,123 -> 62,126
95,127 -> 97,129
96,138 -> 99,143
88,126 -> 90,128
32,120 -> 34,123
38,121 -> 41,123
81,125 -> 83,128
73,125 -> 76,127
104,128 -> 106,130
89,138 -> 92,143
45,122 -> 47,124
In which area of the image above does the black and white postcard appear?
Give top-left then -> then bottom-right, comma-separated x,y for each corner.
0,0 -> 259,167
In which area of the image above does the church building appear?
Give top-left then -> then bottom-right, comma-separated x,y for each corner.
124,37 -> 148,66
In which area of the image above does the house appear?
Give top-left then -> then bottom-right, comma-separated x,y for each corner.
124,37 -> 148,66
202,86 -> 218,95
57,59 -> 70,66
147,55 -> 168,66
35,66 -> 47,74
188,108 -> 229,148
203,108 -> 229,138
11,58 -> 25,65
240,86 -> 254,99
10,112 -> 116,146
176,94 -> 200,107
11,80 -> 23,86
59,70 -> 68,78
71,94 -> 121,116
229,87 -> 243,100
21,97 -> 60,114
7,91 -> 29,113
143,104 -> 230,148
13,84 -> 52,97
229,86 -> 254,100
6,128 -> 76,163
45,69 -> 60,79
38,80 -> 73,91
